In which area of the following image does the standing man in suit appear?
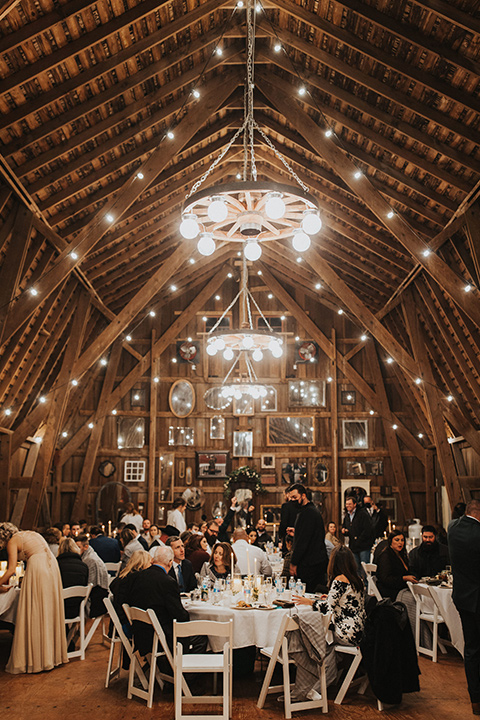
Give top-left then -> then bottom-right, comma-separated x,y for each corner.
288,483 -> 327,593
165,536 -> 197,592
449,499 -> 480,715
342,496 -> 374,575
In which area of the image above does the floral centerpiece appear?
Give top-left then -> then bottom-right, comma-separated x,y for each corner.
224,465 -> 267,498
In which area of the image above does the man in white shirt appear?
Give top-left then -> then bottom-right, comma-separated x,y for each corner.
231,529 -> 273,576
166,498 -> 187,533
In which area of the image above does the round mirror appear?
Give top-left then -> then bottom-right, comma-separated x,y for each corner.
169,379 -> 195,418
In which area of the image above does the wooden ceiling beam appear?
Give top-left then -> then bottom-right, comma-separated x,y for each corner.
0,73 -> 237,347
410,0 -> 480,35
0,205 -> 33,343
270,0 -> 480,122
260,22 -> 480,149
257,73 -> 480,333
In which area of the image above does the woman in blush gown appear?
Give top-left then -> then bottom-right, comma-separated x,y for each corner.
0,522 -> 68,674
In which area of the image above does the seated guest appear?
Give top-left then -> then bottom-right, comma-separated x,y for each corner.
126,546 -> 205,655
408,525 -> 450,579
70,522 -> 81,538
141,518 -> 152,540
294,545 -> 366,645
44,527 -> 62,556
215,497 -> 238,542
187,522 -> 200,533
120,527 -> 145,570
75,534 -> 110,617
165,536 -> 197,592
110,550 -> 152,635
281,534 -> 294,578
147,524 -> 164,551
255,518 -> 272,550
61,523 -> 71,538
204,520 -> 220,550
89,525 -> 121,564
325,521 -> 341,548
247,526 -> 259,546
167,498 -> 187,534
180,530 -> 194,546
57,537 -> 89,618
184,534 -> 210,574
199,542 -> 240,582
120,502 -> 144,533
124,523 -> 148,550
231,529 -> 273,576
376,531 -> 417,600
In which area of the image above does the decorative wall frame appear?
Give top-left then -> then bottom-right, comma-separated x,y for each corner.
124,459 -> 146,483
260,505 -> 282,523
281,460 -> 308,485
169,379 -> 195,418
117,417 -> 145,449
346,459 -> 384,476
288,380 -> 325,407
260,386 -> 277,411
342,419 -> 368,449
168,426 -> 194,446
267,416 -> 315,445
130,388 -> 146,407
233,430 -> 253,457
233,395 -> 254,416
341,390 -> 356,405
196,451 -> 230,479
261,453 -> 275,469
210,416 -> 225,440
295,340 -> 318,363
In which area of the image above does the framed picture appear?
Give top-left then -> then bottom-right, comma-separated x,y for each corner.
233,430 -> 253,457
267,416 -> 315,445
168,426 -> 194,446
261,453 -> 275,469
341,390 -> 356,405
233,395 -> 254,416
346,459 -> 384,476
342,420 -> 368,449
261,386 -> 277,411
131,387 -> 146,407
295,340 -> 318,363
281,460 -> 307,485
117,417 -> 145,449
210,416 -> 225,440
260,505 -> 282,523
196,452 -> 230,479
288,380 -> 325,407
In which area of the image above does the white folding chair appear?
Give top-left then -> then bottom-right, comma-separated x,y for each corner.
103,597 -> 148,689
334,644 -> 383,711
63,583 -> 93,660
105,561 -> 121,582
124,604 -> 183,708
257,613 -> 328,717
361,562 -> 382,601
173,618 -> 233,720
407,582 -> 447,662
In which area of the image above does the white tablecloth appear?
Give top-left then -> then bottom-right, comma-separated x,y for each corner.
0,586 -> 20,623
428,585 -> 464,657
185,601 -> 291,652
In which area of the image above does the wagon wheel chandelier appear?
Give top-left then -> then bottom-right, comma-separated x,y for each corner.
179,0 -> 322,261
204,257 -> 280,410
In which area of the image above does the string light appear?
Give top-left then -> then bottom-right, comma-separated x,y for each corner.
464,284 -> 472,292
167,131 -> 175,139
171,285 -> 177,291
100,358 -> 107,366
39,396 -> 46,403
88,422 -> 94,429
172,358 -> 177,363
422,249 -> 431,257
216,47 -> 223,56
149,310 -> 156,317
447,394 -> 454,402
392,424 -> 398,430
418,433 -> 423,439
369,410 -> 374,415
126,335 -> 132,342
415,377 -> 422,384
268,293 -> 273,299
274,43 -> 281,52
70,252 -> 78,260
71,379 -> 78,386
387,210 -> 394,219
327,376 -> 333,383
296,257 -> 302,263
338,308 -> 344,315
298,87 -> 306,96
189,258 -> 195,264
106,214 -> 114,223
354,170 -> 362,179
153,377 -> 159,383
215,295 -> 221,300
325,129 -> 333,138
361,334 -> 368,341
30,288 -> 38,296
61,431 -> 68,438
386,357 -> 394,364
5,408 -> 11,416
112,409 -> 117,415
227,272 -> 233,278
236,173 -> 242,179
193,89 -> 200,99
315,283 -> 321,290
136,172 -> 144,180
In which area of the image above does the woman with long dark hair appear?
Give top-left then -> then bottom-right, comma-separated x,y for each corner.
199,542 -> 240,582
294,545 -> 366,644
184,534 -> 210,574
376,531 -> 417,600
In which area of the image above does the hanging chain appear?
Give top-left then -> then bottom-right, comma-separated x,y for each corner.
186,121 -> 246,199
254,121 -> 310,193
248,289 -> 274,333
208,288 -> 242,335
246,1 -> 257,182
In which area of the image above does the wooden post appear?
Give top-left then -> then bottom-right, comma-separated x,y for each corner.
148,332 -> 159,520
0,431 -> 12,519
425,449 -> 435,524
330,329 -> 340,526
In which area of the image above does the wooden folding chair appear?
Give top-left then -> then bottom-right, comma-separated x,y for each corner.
173,618 -> 233,720
257,613 -> 328,718
361,562 -> 382,601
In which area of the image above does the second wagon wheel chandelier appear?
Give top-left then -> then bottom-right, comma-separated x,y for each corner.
179,0 -> 322,261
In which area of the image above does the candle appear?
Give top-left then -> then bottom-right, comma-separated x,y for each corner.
273,523 -> 277,541
254,558 -> 257,578
246,548 -> 251,577
388,518 -> 392,533
107,520 -> 112,537
101,524 -> 105,534
231,552 -> 234,578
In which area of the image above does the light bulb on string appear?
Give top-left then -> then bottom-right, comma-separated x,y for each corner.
223,348 -> 234,361
242,336 -> 254,349
197,233 -> 216,256
301,210 -> 322,235
244,241 -> 262,261
180,214 -> 200,239
252,349 -> 263,361
206,344 -> 217,357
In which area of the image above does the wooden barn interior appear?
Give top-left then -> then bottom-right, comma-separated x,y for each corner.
0,0 -> 480,535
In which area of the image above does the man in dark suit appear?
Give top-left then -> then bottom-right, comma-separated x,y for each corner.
165,536 -> 197,592
278,488 -> 301,547
342,496 -> 374,574
89,526 -> 121,564
126,545 -> 190,656
289,483 -> 327,593
449,499 -> 480,715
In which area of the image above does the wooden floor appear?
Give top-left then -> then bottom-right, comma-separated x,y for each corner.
0,626 -> 472,719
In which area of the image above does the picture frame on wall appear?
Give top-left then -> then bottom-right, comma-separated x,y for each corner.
267,416 -> 315,445
261,453 -> 275,469
281,460 -> 307,485
196,451 -> 230,479
260,505 -> 282,523
233,430 -> 253,457
346,459 -> 384,476
342,419 -> 368,449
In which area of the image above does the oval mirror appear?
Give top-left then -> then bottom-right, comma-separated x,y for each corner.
169,379 -> 195,418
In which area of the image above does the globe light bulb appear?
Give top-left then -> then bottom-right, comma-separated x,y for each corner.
197,233 -> 216,256
206,344 -> 217,356
207,196 -> 228,223
301,210 -> 322,235
251,388 -> 260,399
265,192 -> 285,219
259,387 -> 268,397
252,349 -> 263,361
270,342 -> 283,358
221,387 -> 230,398
180,213 -> 200,239
213,338 -> 225,351
234,389 -> 242,400
292,230 -> 311,252
223,348 -> 234,361
244,241 -> 262,261
242,335 -> 254,349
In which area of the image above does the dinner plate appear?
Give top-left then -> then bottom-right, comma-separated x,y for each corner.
234,605 -> 254,610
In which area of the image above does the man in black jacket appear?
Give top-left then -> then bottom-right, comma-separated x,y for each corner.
278,488 -> 301,548
449,499 -> 480,715
408,525 -> 449,579
342,496 -> 374,574
165,536 -> 197,592
289,483 -> 327,593
89,526 -> 121,564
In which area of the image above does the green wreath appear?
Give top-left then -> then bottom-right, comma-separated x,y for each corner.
224,465 -> 267,498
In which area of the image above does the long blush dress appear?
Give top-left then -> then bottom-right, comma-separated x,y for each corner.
6,530 -> 68,674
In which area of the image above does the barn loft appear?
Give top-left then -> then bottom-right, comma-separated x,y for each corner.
0,0 -> 480,529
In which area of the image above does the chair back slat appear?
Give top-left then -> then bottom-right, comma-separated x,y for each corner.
62,583 -> 92,600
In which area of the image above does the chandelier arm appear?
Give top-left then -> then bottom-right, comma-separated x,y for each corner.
245,353 -> 259,383
208,289 -> 242,335
186,121 -> 247,200
253,121 -> 310,193
247,289 -> 274,332
222,352 -> 242,385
